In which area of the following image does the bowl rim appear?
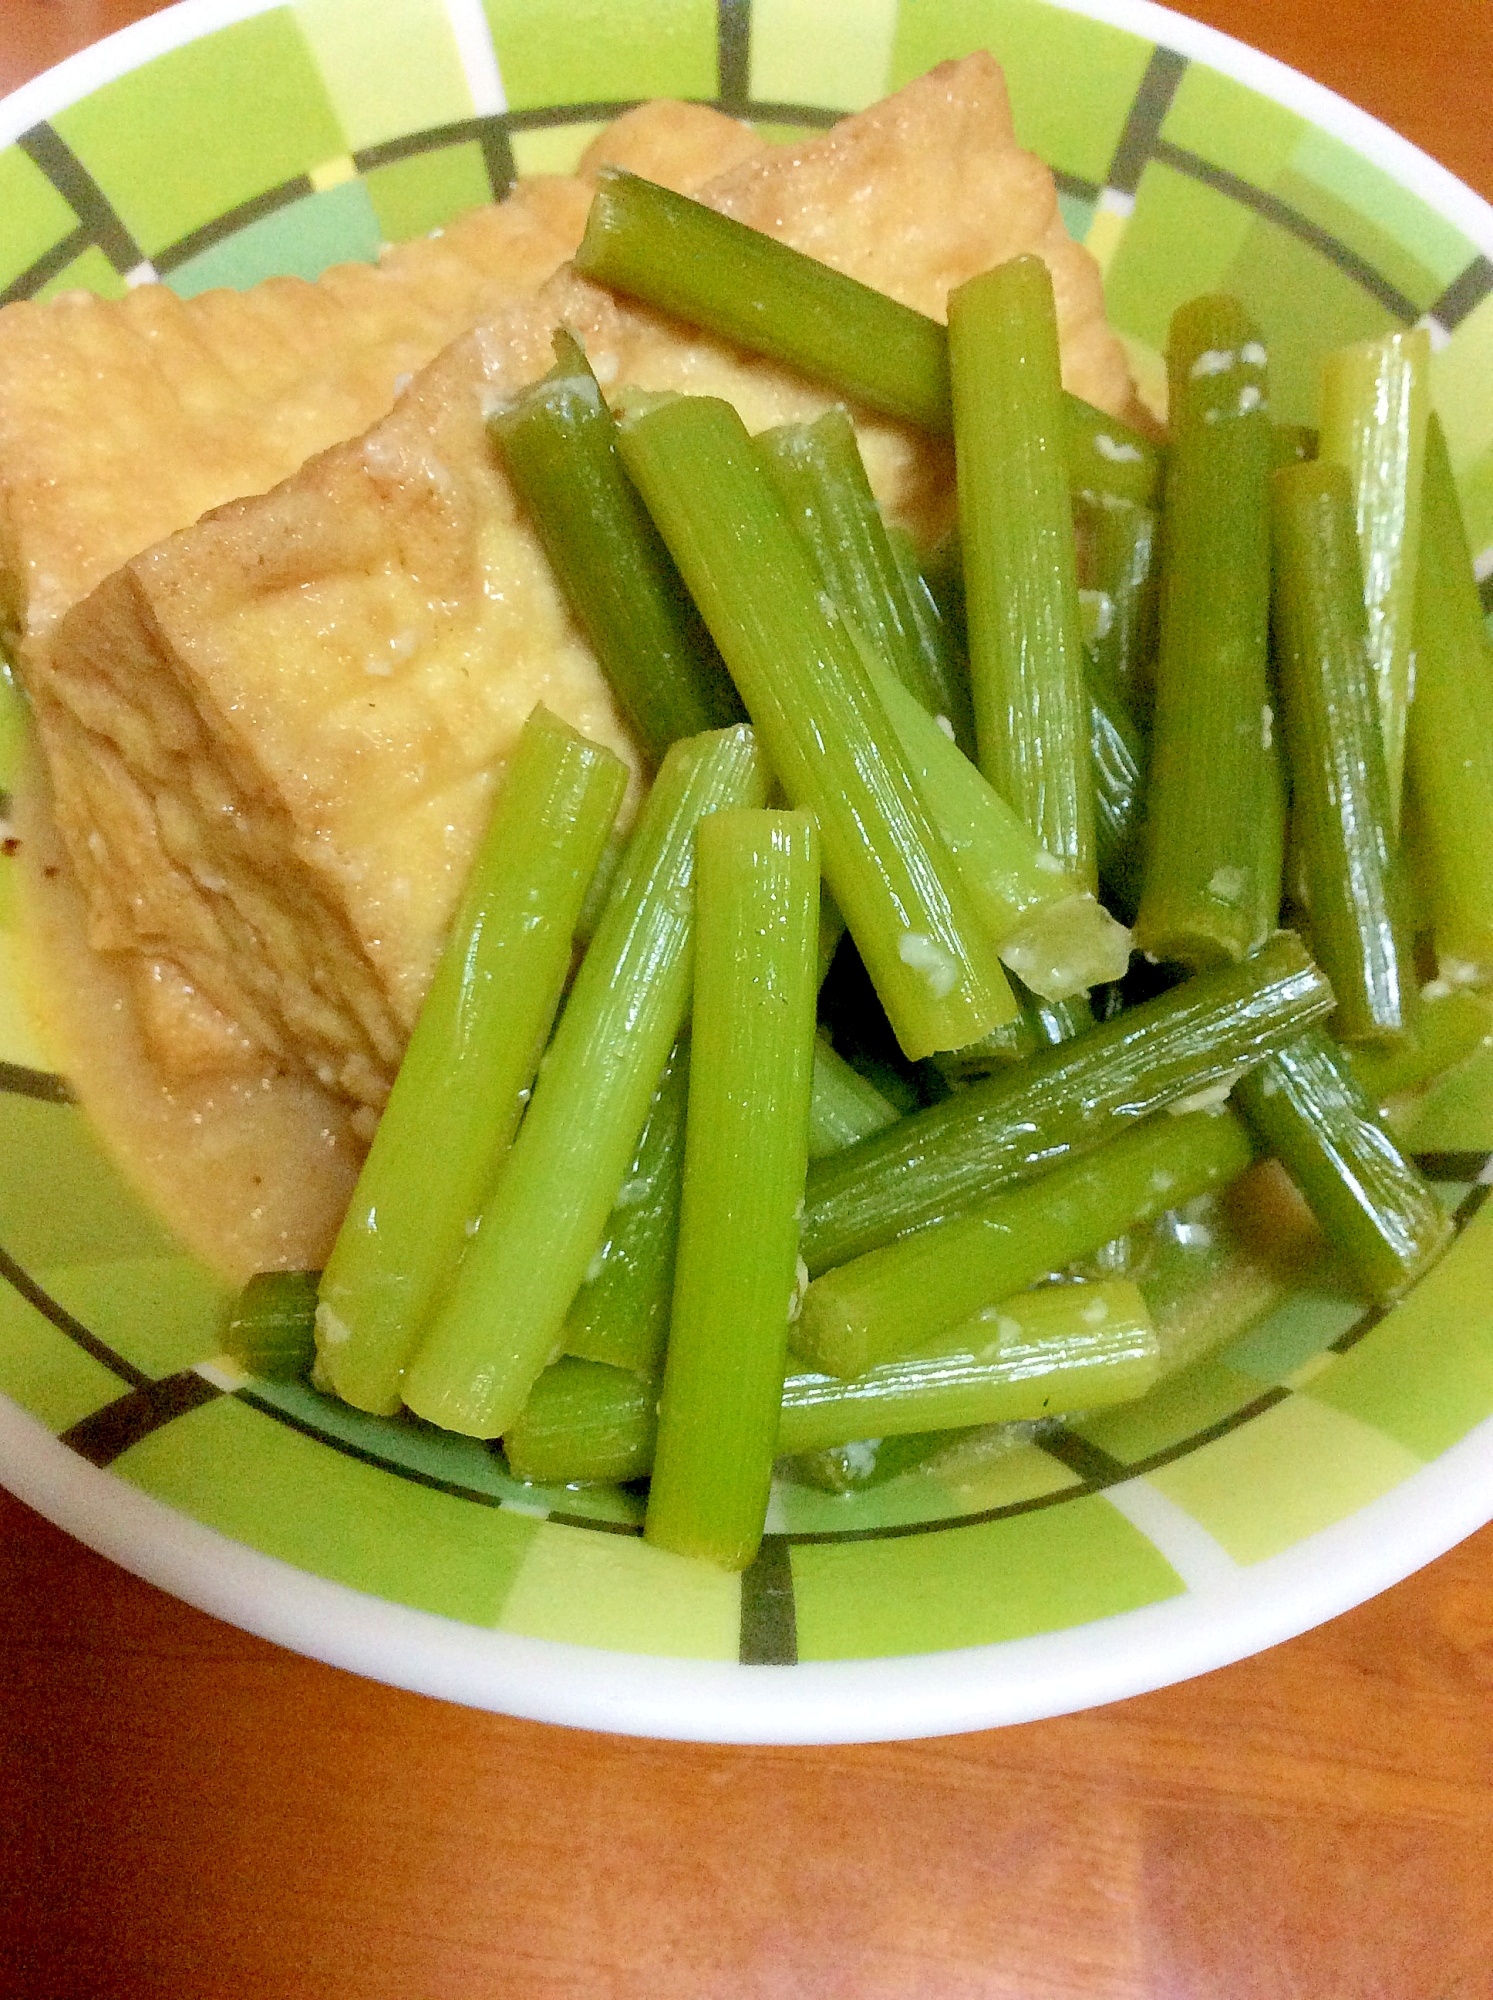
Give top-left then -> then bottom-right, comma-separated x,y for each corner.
6,1389 -> 1493,1741
3,0 -> 1493,1740
2,0 -> 1491,253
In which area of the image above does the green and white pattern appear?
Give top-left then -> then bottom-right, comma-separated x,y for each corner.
2,0 -> 1492,1733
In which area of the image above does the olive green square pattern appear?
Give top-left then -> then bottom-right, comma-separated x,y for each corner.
887,0 -> 1154,189
51,10 -> 346,261
245,1374 -> 647,1530
791,1495 -> 1183,1660
364,146 -> 495,243
1155,63 -> 1472,316
294,0 -> 476,152
484,0 -> 719,110
498,1520 -> 741,1658
0,146 -> 80,293
36,248 -> 128,303
1271,165 -> 1449,322
1073,1257 -> 1366,1468
508,124 -> 606,179
165,179 -> 382,297
1305,1204 -> 1493,1463
1159,60 -> 1305,191
1105,163 -> 1400,426
1073,1349 -> 1277,1469
1289,124 -> 1474,298
37,1256 -> 233,1379
750,0 -> 900,116
1225,217 -> 1401,427
0,1282 -> 126,1435
0,1097 -> 179,1269
1157,63 -> 1476,355
1103,163 -> 1257,355
1146,1393 -> 1425,1567
115,1394 -> 542,1625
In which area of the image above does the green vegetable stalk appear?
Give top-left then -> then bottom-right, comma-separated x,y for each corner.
1318,327 -> 1429,823
616,391 -> 1017,1059
645,809 -> 820,1569
948,255 -> 1096,890
1134,296 -> 1276,969
315,706 -> 627,1415
402,724 -> 766,1437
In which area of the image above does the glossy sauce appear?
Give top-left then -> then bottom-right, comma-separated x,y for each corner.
15,750 -> 364,1285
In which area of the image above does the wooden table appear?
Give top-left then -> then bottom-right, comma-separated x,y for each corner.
3,5 -> 1491,1995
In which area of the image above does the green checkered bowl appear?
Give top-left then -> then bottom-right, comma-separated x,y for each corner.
3,0 -> 1492,1742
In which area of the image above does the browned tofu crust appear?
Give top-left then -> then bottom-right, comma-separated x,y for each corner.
27,57 -> 1141,1110
2,100 -> 762,1073
0,98 -> 762,658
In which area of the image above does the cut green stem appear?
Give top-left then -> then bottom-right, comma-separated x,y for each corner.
1085,650 -> 1148,917
797,1107 -> 1254,1376
576,165 -> 952,432
779,1278 -> 1158,1452
801,930 -> 1334,1272
1234,1028 -> 1451,1302
616,392 -> 1016,1058
1318,328 -> 1429,823
1076,495 -> 1160,722
1350,984 -> 1493,1108
1064,400 -> 1164,510
1134,296 -> 1275,969
927,976 -> 1095,1088
489,332 -> 743,762
575,165 -> 1160,495
755,409 -> 960,728
645,808 -> 820,1570
1404,413 -> 1493,968
886,522 -> 977,754
505,1280 -> 1158,1481
1271,423 -> 1318,469
227,1271 -> 319,1381
561,1035 -> 690,1376
503,1357 -> 658,1486
866,648 -> 1132,999
948,256 -> 1096,889
402,723 -> 766,1437
316,706 -> 627,1416
1271,460 -> 1413,1044
808,1034 -> 902,1160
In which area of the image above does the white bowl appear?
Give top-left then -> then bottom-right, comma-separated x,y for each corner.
2,0 -> 1491,1741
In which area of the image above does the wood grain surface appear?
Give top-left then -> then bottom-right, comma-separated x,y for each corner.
2,5 -> 1492,1996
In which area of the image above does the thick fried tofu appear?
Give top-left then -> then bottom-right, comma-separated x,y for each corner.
0,100 -> 762,657
2,100 -> 761,1072
705,51 -> 1140,423
36,57 -> 1140,1109
0,182 -> 585,658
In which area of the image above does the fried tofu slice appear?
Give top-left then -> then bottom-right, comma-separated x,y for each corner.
705,51 -> 1140,423
3,100 -> 761,1074
37,56 -> 1140,1109
0,184 -> 586,658
0,99 -> 762,657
